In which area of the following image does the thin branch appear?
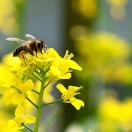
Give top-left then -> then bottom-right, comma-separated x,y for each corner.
31,89 -> 39,95
32,73 -> 42,81
26,98 -> 39,109
42,99 -> 63,107
22,124 -> 33,132
35,69 -> 42,77
43,81 -> 51,90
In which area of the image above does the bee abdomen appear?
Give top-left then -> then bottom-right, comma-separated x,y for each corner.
13,46 -> 23,56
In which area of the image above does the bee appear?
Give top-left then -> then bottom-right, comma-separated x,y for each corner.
6,34 -> 48,58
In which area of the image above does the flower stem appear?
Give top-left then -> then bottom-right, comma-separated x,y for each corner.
43,81 -> 51,90
42,99 -> 63,107
23,124 -> 33,132
26,98 -> 39,109
31,89 -> 39,95
34,75 -> 45,132
32,73 -> 42,81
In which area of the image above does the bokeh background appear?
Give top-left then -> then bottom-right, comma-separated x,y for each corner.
0,0 -> 132,132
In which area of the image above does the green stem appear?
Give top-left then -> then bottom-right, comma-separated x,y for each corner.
23,124 -> 33,132
42,99 -> 63,107
34,75 -> 45,132
32,73 -> 42,81
26,98 -> 38,109
35,69 -> 42,77
31,89 -> 39,95
43,81 -> 51,90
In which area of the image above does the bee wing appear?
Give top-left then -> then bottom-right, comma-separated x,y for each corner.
6,37 -> 27,44
25,34 -> 36,39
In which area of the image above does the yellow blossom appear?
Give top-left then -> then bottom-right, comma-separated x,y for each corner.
0,112 -> 19,132
56,84 -> 84,110
72,0 -> 97,18
35,48 -> 61,69
8,104 -> 35,129
4,79 -> 34,105
48,50 -> 82,81
98,96 -> 132,131
1,53 -> 21,72
0,0 -> 21,35
76,33 -> 130,83
17,48 -> 61,75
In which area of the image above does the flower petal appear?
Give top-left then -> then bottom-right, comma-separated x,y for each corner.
59,73 -> 71,79
25,115 -> 36,124
15,104 -> 24,117
69,60 -> 82,71
70,97 -> 84,110
20,80 -> 34,93
68,86 -> 80,92
8,119 -> 17,128
56,84 -> 67,94
13,93 -> 25,104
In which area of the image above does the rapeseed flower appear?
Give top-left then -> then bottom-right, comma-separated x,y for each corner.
48,50 -> 82,81
8,104 -> 35,129
4,79 -> 34,105
57,84 -> 84,110
1,35 -> 83,131
0,112 -> 19,132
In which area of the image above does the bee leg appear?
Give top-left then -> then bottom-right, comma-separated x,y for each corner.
19,51 -> 27,59
33,44 -> 38,56
28,49 -> 34,56
44,44 -> 48,53
40,48 -> 43,54
37,42 -> 43,54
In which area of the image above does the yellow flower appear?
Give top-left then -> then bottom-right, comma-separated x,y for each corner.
8,104 -> 35,129
56,84 -> 84,110
98,96 -> 132,131
0,0 -> 19,35
2,53 -> 21,72
4,79 -> 34,105
35,48 -> 61,69
0,112 -> 19,132
72,0 -> 97,18
18,48 -> 61,75
48,50 -> 82,81
0,64 -> 16,89
18,54 -> 35,75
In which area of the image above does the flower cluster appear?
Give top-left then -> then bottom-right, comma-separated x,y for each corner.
98,96 -> 132,131
0,40 -> 84,131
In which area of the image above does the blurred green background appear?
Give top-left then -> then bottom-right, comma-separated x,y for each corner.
0,0 -> 132,132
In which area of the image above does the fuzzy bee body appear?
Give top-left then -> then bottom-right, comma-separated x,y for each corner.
6,34 -> 48,58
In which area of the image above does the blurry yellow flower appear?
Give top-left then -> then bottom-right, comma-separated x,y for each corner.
0,112 -> 19,132
1,53 -> 21,72
57,84 -> 84,110
4,79 -> 34,105
98,96 -> 132,131
72,0 -> 97,18
0,0 -> 20,35
0,64 -> 16,89
76,32 -> 130,83
8,104 -> 35,129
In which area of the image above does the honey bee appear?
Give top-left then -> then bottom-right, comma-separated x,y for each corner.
6,34 -> 48,58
